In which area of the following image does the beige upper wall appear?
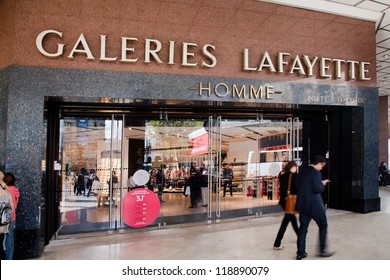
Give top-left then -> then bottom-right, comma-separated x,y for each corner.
0,0 -> 377,87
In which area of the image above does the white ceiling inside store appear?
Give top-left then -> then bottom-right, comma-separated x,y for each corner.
125,120 -> 289,146
259,0 -> 390,102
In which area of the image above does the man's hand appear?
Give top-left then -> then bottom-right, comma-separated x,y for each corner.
322,179 -> 331,185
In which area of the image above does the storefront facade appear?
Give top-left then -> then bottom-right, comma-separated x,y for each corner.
0,0 -> 380,259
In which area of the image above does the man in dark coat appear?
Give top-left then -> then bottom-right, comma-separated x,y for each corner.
295,155 -> 334,260
188,166 -> 201,208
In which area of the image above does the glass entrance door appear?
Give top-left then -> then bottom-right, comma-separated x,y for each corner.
206,115 -> 288,222
56,109 -> 303,234
58,115 -> 123,234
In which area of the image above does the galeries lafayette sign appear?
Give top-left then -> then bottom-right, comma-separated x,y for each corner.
36,29 -> 372,81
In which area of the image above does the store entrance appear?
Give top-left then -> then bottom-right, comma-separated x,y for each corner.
56,108 -> 303,235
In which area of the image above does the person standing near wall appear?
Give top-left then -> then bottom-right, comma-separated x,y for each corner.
295,155 -> 333,260
1,172 -> 20,260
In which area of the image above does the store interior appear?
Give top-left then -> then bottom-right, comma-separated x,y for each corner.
58,114 -> 302,234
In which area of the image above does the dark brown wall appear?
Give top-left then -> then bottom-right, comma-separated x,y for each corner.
1,0 -> 376,87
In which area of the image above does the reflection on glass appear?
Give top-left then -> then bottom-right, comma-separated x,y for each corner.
58,115 -> 302,234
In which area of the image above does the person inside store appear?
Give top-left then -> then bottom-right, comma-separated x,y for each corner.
76,171 -> 85,196
199,167 -> 208,207
107,170 -> 118,200
1,172 -> 20,260
188,166 -> 201,208
273,161 -> 299,250
86,170 -> 99,197
295,155 -> 334,260
378,161 -> 388,186
222,162 -> 234,197
156,165 -> 166,203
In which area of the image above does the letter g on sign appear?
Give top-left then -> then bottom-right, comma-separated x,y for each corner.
36,29 -> 65,57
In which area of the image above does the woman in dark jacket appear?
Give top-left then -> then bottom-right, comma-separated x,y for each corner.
273,161 -> 299,250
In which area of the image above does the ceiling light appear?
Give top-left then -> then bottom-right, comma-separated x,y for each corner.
384,54 -> 389,58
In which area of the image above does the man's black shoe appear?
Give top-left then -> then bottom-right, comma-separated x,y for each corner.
296,253 -> 307,260
318,251 -> 335,258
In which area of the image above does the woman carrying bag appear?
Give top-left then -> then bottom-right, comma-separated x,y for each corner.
273,161 -> 299,250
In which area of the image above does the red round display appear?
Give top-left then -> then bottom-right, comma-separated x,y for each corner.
122,189 -> 161,228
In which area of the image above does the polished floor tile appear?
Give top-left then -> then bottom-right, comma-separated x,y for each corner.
36,187 -> 390,260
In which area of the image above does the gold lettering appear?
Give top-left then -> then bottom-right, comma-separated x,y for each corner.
278,52 -> 290,73
359,62 -> 371,81
36,30 -> 65,57
232,84 -> 246,98
346,60 -> 359,80
243,48 -> 257,71
144,39 -> 163,64
120,37 -> 138,63
99,35 -> 117,61
266,86 -> 274,99
67,34 -> 95,60
168,41 -> 176,65
302,55 -> 318,76
199,82 -> 211,96
308,96 -> 319,102
289,55 -> 306,75
214,83 -> 229,97
258,51 -> 277,72
333,58 -> 345,79
182,42 -> 198,67
250,85 -> 264,99
201,44 -> 217,68
320,57 -> 332,78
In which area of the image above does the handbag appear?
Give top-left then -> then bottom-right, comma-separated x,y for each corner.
185,186 -> 191,196
285,173 -> 298,214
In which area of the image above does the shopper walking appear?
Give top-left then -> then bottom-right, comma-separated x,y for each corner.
295,155 -> 333,260
378,161 -> 388,186
273,161 -> 299,250
1,172 -> 20,260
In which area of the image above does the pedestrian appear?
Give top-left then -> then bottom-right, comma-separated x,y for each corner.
378,161 -> 388,186
295,155 -> 334,260
273,161 -> 299,250
1,172 -> 20,260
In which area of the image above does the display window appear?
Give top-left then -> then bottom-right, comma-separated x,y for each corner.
57,107 -> 302,234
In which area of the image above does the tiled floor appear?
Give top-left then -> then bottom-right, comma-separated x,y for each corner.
36,187 -> 390,260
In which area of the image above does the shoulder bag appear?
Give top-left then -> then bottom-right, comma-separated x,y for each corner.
285,173 -> 298,214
